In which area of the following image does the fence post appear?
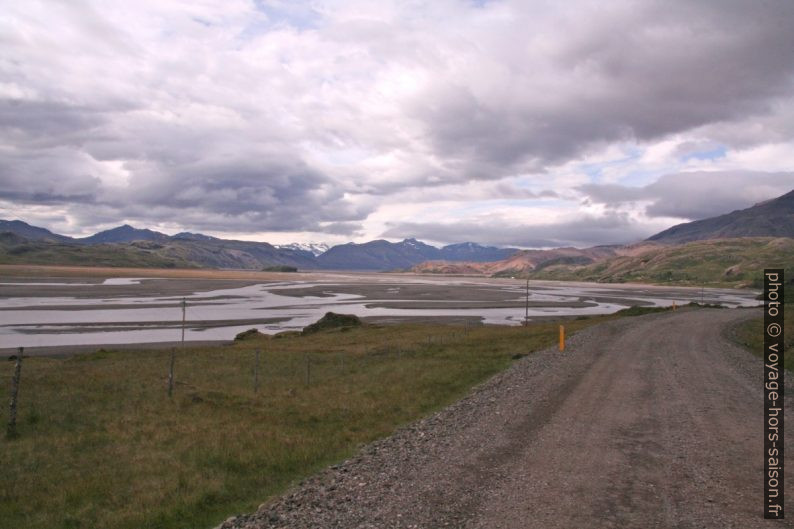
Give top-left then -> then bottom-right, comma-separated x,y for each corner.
7,347 -> 23,438
559,325 -> 565,352
254,349 -> 260,394
168,347 -> 176,398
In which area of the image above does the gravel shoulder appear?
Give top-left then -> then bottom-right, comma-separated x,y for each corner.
218,308 -> 790,528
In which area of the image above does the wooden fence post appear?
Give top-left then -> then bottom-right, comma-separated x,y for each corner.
168,347 -> 176,398
254,349 -> 260,394
7,347 -> 23,438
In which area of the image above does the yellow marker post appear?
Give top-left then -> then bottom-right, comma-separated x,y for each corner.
559,325 -> 565,351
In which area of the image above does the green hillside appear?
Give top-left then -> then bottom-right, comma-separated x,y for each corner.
0,237 -> 194,269
528,237 -> 794,287
0,235 -> 315,270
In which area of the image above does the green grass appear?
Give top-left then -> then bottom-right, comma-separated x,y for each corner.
0,316 -> 620,529
733,302 -> 793,370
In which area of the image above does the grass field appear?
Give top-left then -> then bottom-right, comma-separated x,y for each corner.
0,316 -> 620,529
733,301 -> 793,370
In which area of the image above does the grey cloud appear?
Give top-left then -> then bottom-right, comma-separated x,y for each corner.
107,156 -> 372,232
382,211 -> 655,248
412,0 -> 794,175
1,0 -> 793,239
581,171 -> 794,220
0,99 -> 109,147
0,148 -> 102,203
318,222 -> 363,236
0,140 -> 373,234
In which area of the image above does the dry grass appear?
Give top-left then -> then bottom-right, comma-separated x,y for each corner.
0,316 -> 615,529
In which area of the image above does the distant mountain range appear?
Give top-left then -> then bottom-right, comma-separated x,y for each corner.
413,188 -> 794,285
1,188 -> 791,275
0,222 -> 517,270
316,238 -> 517,270
0,220 -> 73,244
0,231 -> 318,271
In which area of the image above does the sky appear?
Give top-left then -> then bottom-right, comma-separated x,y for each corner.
1,0 -> 793,249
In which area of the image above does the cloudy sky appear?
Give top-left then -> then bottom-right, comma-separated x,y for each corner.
1,0 -> 793,248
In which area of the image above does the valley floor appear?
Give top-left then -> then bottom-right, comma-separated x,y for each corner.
223,308 -> 793,529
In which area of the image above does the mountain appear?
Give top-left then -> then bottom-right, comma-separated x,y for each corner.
0,236 -> 317,270
277,242 -> 330,257
414,189 -> 794,281
0,234 -> 196,269
0,220 -> 521,271
0,222 -> 317,269
172,231 -> 220,242
166,238 -> 317,269
529,237 -> 794,287
0,219 -> 74,243
439,242 -> 518,262
79,224 -> 171,244
0,220 -> 570,272
316,238 -> 439,270
0,232 -> 32,246
648,189 -> 794,244
414,245 -> 621,276
315,238 -> 517,270
414,237 -> 794,287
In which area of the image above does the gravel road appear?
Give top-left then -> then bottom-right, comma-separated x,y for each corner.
219,308 -> 793,528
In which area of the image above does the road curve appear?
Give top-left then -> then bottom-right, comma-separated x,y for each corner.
221,309 -> 793,529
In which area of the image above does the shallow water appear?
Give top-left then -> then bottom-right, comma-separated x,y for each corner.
0,277 -> 760,348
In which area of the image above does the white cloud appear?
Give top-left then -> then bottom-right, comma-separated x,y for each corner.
0,0 -> 792,246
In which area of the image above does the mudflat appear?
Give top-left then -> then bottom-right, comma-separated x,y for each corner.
0,265 -> 760,353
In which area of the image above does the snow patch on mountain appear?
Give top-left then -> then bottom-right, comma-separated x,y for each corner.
277,242 -> 330,256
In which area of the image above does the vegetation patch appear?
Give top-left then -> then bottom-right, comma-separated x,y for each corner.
613,305 -> 671,317
733,299 -> 793,371
234,328 -> 268,341
0,315 -> 624,529
302,312 -> 363,335
261,265 -> 298,272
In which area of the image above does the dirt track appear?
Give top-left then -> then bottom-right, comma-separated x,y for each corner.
223,309 -> 791,528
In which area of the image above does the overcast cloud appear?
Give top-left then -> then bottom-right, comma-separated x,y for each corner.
580,171 -> 794,220
1,0 -> 793,246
